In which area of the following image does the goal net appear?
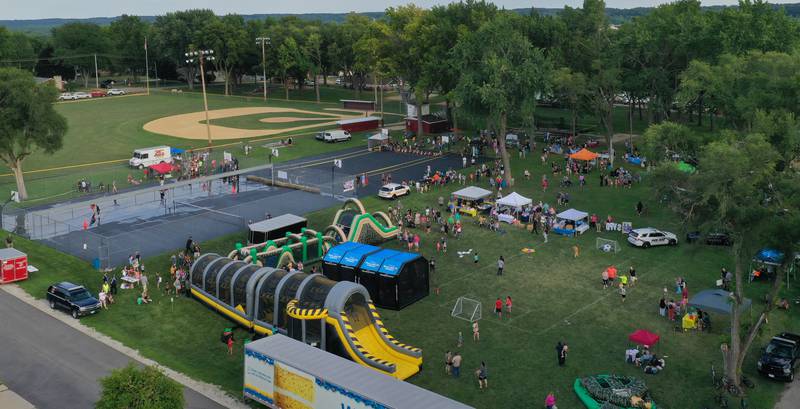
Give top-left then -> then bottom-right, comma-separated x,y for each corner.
596,238 -> 621,254
451,297 -> 482,322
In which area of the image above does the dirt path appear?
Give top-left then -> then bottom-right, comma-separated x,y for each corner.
143,107 -> 360,140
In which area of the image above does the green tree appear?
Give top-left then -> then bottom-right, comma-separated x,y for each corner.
454,12 -> 550,184
551,67 -> 588,137
51,23 -> 110,88
276,37 -> 305,100
305,27 -> 325,103
204,14 -> 249,96
151,9 -> 217,89
108,15 -> 148,78
0,68 -> 67,200
0,28 -> 36,72
640,121 -> 704,163
96,363 -> 183,409
651,134 -> 800,391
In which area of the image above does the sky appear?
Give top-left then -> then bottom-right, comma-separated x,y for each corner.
2,0 -> 798,19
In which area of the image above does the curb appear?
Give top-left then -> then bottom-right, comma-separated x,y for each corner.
0,285 -> 248,409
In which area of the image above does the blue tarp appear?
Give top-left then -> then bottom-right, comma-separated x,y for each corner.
170,147 -> 185,156
379,252 -> 420,276
341,243 -> 380,267
754,248 -> 785,265
361,249 -> 403,273
323,242 -> 361,264
627,156 -> 644,165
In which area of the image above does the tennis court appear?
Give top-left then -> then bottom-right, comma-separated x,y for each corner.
5,146 -> 473,269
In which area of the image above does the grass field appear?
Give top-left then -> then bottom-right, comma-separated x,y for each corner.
12,143 -> 799,408
0,91 -> 405,204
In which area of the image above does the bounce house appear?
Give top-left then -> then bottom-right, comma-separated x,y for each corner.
190,254 -> 423,380
325,198 -> 398,244
322,243 -> 429,310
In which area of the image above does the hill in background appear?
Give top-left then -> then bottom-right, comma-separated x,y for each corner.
3,4 -> 800,35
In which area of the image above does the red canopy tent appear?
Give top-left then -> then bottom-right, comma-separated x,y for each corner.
148,162 -> 174,175
569,148 -> 599,161
628,329 -> 660,347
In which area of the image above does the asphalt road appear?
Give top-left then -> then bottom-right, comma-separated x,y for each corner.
0,291 -> 226,409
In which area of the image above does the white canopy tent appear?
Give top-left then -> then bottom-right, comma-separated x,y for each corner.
496,192 -> 532,210
556,208 -> 589,222
452,186 -> 492,201
368,133 -> 389,150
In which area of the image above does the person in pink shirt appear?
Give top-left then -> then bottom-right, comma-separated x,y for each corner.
545,392 -> 556,409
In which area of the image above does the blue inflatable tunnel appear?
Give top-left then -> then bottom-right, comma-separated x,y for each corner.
357,248 -> 429,310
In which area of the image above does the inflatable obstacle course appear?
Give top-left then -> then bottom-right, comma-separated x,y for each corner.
190,254 -> 422,380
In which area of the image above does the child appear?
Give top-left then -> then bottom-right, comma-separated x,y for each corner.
457,331 -> 463,347
472,321 -> 480,342
572,244 -> 580,258
495,297 -> 503,318
620,283 -> 627,303
473,251 -> 479,264
156,273 -> 163,290
505,296 -> 513,316
445,351 -> 453,375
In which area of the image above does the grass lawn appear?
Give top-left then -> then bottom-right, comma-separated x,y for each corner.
0,91 -> 402,204
10,142 -> 798,408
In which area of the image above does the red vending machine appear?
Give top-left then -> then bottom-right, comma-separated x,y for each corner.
0,248 -> 28,284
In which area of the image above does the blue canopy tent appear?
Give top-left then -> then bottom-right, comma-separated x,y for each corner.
357,249 -> 429,310
750,248 -> 785,282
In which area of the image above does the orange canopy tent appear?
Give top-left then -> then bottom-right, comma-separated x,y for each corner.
569,148 -> 599,161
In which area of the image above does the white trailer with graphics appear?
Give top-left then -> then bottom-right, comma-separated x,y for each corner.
244,334 -> 473,409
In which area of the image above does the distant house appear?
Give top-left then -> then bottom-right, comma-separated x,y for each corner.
34,75 -> 64,91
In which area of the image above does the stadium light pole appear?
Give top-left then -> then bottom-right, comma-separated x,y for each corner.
256,37 -> 271,101
185,49 -> 215,148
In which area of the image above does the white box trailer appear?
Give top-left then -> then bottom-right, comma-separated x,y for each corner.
244,334 -> 474,409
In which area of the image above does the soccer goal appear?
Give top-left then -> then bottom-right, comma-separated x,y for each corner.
596,238 -> 621,254
451,297 -> 482,322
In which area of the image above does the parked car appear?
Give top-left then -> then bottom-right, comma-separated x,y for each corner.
100,79 -> 115,88
107,88 -> 127,96
627,227 -> 678,248
90,89 -> 107,98
315,130 -> 351,143
58,92 -> 77,101
705,232 -> 733,246
758,332 -> 800,381
46,282 -> 101,319
72,92 -> 91,99
378,183 -> 410,199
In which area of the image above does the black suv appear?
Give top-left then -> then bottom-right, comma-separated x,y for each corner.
46,282 -> 101,319
757,332 -> 800,381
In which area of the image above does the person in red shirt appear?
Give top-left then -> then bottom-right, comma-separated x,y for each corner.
495,298 -> 503,319
505,296 -> 513,316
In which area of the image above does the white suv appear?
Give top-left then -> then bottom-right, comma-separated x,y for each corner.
628,228 -> 678,248
378,183 -> 410,199
107,88 -> 127,96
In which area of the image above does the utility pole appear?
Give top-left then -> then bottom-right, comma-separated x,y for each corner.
256,37 -> 270,102
186,49 -> 216,148
144,37 -> 150,95
94,53 -> 99,89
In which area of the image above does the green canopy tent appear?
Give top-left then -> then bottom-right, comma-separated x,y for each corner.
676,161 -> 696,173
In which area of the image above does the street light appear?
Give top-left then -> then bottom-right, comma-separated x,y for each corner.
185,49 -> 215,147
256,37 -> 271,101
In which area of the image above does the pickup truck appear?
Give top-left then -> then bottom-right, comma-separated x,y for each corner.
757,332 -> 800,381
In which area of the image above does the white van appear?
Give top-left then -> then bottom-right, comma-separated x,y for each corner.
315,130 -> 351,143
129,146 -> 172,169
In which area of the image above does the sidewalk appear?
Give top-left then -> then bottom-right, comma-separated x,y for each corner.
775,380 -> 800,409
0,384 -> 35,409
